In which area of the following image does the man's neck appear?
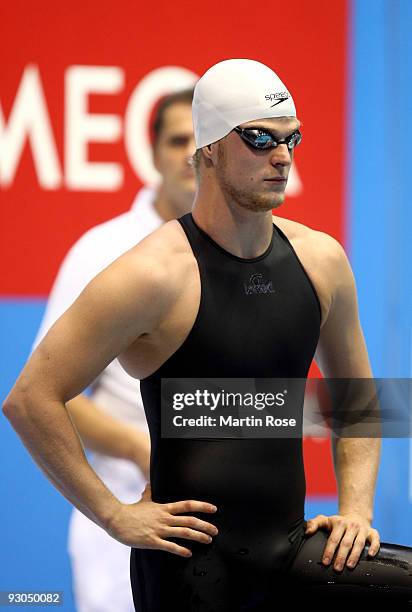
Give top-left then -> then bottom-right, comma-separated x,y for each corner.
191,182 -> 274,260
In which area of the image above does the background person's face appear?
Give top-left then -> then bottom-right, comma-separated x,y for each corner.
153,103 -> 196,200
214,117 -> 300,212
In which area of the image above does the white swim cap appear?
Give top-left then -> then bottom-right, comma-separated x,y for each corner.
192,59 -> 296,149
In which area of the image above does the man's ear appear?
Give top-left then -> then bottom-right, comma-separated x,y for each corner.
202,143 -> 216,165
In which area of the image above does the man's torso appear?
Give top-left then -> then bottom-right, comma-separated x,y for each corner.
118,214 -> 333,380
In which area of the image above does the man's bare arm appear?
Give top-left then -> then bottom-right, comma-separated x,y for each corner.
30,232 -> 150,477
306,233 -> 381,570
2,240 -> 218,557
3,249 -> 162,526
314,235 -> 381,519
66,395 -> 150,480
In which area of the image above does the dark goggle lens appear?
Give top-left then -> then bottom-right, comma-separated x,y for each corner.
285,131 -> 302,149
252,132 -> 273,148
240,128 -> 302,150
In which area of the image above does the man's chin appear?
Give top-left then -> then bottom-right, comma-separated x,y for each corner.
271,193 -> 285,209
251,193 -> 285,212
220,183 -> 285,213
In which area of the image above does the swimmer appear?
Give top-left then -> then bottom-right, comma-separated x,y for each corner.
4,59 -> 411,610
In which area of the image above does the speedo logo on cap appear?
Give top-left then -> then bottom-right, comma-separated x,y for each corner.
264,92 -> 289,107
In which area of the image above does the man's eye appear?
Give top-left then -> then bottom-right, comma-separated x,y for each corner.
254,132 -> 273,145
169,136 -> 190,147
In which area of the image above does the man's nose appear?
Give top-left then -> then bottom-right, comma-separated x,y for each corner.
269,143 -> 292,166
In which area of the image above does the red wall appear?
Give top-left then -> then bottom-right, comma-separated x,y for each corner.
1,0 -> 349,494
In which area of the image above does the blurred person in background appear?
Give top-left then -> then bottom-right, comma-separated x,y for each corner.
31,87 -> 196,612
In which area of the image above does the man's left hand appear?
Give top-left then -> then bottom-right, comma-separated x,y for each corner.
305,513 -> 380,571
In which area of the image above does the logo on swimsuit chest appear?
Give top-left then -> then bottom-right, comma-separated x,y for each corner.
244,273 -> 275,295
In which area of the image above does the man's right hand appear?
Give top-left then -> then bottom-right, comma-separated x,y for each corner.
106,484 -> 219,557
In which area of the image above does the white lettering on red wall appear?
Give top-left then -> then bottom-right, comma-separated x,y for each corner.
0,64 -> 302,195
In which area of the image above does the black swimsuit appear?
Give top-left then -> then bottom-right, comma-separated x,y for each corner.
130,213 -> 412,610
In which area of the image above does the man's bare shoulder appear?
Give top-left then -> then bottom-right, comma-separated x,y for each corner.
39,219 -> 195,354
272,214 -> 349,271
108,218 -> 195,310
133,218 -> 190,255
126,218 -> 193,277
272,215 -> 355,328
